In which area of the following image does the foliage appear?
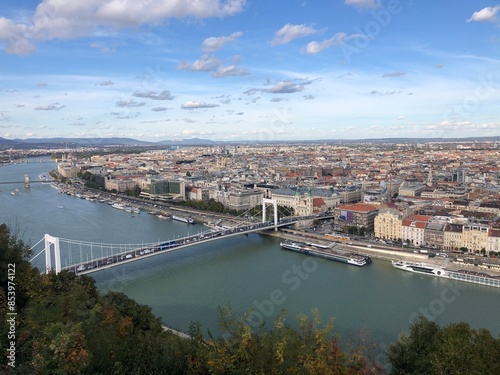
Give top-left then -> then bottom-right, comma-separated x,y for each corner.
125,185 -> 141,197
177,198 -> 229,213
207,305 -> 384,375
78,170 -> 99,189
387,315 -> 500,375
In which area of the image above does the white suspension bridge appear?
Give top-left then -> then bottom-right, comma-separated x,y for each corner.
29,199 -> 334,276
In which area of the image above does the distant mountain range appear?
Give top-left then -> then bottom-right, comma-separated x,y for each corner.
0,136 -> 499,149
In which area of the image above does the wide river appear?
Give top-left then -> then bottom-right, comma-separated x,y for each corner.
1,157 -> 499,364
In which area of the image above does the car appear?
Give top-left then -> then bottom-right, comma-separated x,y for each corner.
125,254 -> 133,259
76,265 -> 86,272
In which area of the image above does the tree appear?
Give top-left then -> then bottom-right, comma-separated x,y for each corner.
387,315 -> 500,375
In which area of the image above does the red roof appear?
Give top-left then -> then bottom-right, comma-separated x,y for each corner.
402,214 -> 432,228
313,198 -> 325,207
338,203 -> 378,213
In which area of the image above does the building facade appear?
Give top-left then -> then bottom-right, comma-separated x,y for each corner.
334,203 -> 379,232
374,208 -> 403,240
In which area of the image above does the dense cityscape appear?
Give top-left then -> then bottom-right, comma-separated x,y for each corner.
44,140 -> 500,256
2,138 -> 500,373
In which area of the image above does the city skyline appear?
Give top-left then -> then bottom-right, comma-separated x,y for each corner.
1,0 -> 500,142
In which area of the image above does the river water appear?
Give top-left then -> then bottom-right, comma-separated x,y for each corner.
1,157 -> 499,363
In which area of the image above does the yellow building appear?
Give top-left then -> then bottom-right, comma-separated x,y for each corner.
374,208 -> 403,240
443,223 -> 463,251
462,224 -> 489,253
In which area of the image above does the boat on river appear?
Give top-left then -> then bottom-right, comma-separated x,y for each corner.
172,215 -> 195,224
280,240 -> 371,266
391,260 -> 500,288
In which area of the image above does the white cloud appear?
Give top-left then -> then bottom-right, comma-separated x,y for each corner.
265,79 -> 312,94
181,100 -> 219,109
177,54 -> 223,72
202,31 -> 243,52
96,80 -> 114,86
271,24 -> 317,46
302,32 -> 363,54
90,42 -> 116,54
467,6 -> 500,23
115,99 -> 145,108
0,0 -> 247,55
211,65 -> 248,78
34,103 -> 65,111
344,0 -> 381,10
132,90 -> 174,100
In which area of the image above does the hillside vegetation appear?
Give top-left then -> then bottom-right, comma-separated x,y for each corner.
1,223 -> 499,374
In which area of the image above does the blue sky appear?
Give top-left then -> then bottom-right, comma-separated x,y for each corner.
1,0 -> 499,142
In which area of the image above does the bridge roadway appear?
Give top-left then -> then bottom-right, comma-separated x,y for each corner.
61,213 -> 334,276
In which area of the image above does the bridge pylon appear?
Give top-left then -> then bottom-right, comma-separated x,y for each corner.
24,174 -> 30,189
44,234 -> 61,274
262,198 -> 278,230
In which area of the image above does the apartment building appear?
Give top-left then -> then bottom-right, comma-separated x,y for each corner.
443,223 -> 463,251
374,208 -> 403,240
423,220 -> 445,249
401,215 -> 432,247
462,224 -> 489,252
334,203 -> 379,232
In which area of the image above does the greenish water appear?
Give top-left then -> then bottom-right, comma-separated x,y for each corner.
1,157 -> 499,366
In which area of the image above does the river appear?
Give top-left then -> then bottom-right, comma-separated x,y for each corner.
1,157 -> 499,365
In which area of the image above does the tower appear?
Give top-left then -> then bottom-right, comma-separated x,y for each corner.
44,234 -> 61,274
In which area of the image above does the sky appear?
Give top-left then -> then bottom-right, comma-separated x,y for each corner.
0,0 -> 500,142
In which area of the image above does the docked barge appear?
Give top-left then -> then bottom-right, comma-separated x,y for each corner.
280,240 -> 371,267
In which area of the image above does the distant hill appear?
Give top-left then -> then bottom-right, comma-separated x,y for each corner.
157,138 -> 217,146
11,137 -> 155,147
1,135 -> 499,149
0,137 -> 19,146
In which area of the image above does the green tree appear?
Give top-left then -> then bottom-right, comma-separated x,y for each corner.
388,315 -> 500,375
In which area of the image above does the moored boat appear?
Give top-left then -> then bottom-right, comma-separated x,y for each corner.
172,215 -> 195,224
280,240 -> 370,267
391,260 -> 500,288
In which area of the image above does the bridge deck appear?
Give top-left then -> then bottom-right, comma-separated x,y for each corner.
36,214 -> 334,275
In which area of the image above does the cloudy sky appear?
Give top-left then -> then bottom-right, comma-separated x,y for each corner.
1,0 -> 499,142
